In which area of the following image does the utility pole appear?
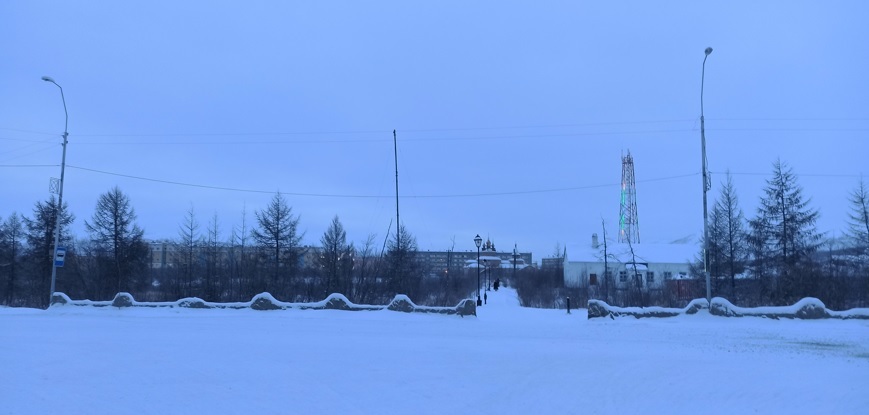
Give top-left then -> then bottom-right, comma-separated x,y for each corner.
393,129 -> 399,248
42,76 -> 68,308
701,47 -> 713,304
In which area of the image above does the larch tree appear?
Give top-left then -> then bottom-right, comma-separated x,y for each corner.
84,186 -> 148,298
384,224 -> 421,300
710,172 -> 748,298
251,192 -> 303,294
316,215 -> 354,298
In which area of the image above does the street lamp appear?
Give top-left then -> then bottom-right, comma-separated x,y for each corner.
700,47 -> 713,305
474,234 -> 482,306
42,76 -> 69,307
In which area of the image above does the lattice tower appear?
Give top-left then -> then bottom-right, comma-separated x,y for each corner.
618,150 -> 640,244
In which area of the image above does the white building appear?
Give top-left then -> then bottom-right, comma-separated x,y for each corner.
564,234 -> 696,289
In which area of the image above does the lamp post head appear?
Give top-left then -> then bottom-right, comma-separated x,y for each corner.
705,47 -> 713,56
474,234 -> 482,249
41,76 -> 55,83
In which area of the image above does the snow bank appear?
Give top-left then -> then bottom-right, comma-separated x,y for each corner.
50,292 -> 476,317
711,297 -> 869,320
589,297 -> 869,320
587,298 -> 707,319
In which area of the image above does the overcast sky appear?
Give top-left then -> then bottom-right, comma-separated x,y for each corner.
2,1 -> 867,261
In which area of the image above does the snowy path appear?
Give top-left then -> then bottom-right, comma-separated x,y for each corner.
2,292 -> 868,415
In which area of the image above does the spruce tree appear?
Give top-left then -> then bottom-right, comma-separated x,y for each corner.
749,160 -> 822,302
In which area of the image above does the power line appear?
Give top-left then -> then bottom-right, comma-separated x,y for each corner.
5,128 -> 866,146
712,171 -> 863,178
60,129 -> 700,145
0,119 -> 698,138
0,164 -> 58,168
63,164 -> 698,199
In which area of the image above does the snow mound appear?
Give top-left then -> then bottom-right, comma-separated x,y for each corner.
49,292 -> 476,316
590,297 -> 869,320
588,299 -> 707,319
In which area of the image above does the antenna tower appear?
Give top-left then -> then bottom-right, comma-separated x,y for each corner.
618,150 -> 640,244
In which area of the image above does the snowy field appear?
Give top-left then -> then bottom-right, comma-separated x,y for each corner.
3,289 -> 868,415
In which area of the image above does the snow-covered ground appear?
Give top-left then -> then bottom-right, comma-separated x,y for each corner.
3,288 -> 868,415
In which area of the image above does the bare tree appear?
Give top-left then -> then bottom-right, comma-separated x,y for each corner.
175,205 -> 200,298
205,212 -> 221,300
351,233 -> 380,304
601,219 -> 611,304
846,177 -> 869,255
0,213 -> 25,305
228,204 -> 252,300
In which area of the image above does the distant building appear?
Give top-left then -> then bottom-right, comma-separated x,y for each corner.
147,238 -> 534,279
417,238 -> 532,278
563,233 -> 695,289
541,257 -> 563,270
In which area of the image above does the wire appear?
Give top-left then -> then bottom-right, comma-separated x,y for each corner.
56,129 -> 700,145
63,164 -> 698,199
2,117 -> 866,140
1,119 -> 696,138
0,164 -> 58,168
0,135 -> 61,143
712,171 -> 863,178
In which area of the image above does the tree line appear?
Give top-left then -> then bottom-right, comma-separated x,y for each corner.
696,160 -> 868,309
3,159 -> 867,310
0,188 -> 470,309
511,160 -> 868,310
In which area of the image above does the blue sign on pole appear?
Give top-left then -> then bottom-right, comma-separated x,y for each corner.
54,247 -> 66,268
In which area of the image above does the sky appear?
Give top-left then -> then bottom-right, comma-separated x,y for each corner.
2,1 -> 867,261
4,288 -> 869,414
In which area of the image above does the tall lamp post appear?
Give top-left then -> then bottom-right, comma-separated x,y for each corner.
700,47 -> 713,304
42,76 -> 69,307
474,234 -> 482,306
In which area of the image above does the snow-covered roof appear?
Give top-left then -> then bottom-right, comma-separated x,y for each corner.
566,241 -> 697,265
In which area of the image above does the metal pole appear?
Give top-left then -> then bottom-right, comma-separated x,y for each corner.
43,76 -> 68,307
393,130 -> 399,246
513,246 -> 517,281
700,47 -> 713,305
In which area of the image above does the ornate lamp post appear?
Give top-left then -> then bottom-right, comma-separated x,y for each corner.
474,234 -> 482,306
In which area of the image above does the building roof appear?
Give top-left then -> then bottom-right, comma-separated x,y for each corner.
566,241 -> 697,265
